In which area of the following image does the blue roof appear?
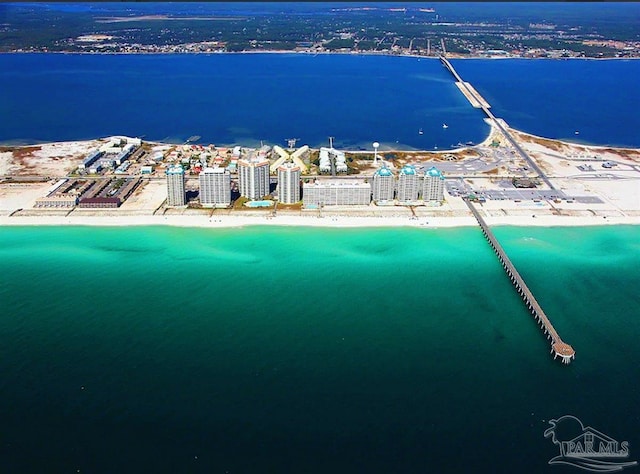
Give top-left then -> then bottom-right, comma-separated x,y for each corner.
400,164 -> 416,176
166,164 -> 185,175
425,166 -> 444,179
375,166 -> 393,177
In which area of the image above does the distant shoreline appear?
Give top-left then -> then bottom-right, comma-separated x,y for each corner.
2,50 -> 639,61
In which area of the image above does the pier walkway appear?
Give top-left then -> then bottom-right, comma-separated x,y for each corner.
440,56 -> 558,191
464,198 -> 575,364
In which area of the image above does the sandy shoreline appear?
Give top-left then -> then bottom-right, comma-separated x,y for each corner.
1,212 -> 638,230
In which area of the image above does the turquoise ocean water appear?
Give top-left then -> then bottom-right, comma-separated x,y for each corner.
1,225 -> 639,473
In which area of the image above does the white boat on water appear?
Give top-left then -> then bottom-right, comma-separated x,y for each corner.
419,128 -> 424,135
442,123 -> 448,129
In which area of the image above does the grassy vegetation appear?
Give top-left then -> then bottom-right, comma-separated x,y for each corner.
232,196 -> 248,209
324,38 -> 355,50
277,202 -> 303,211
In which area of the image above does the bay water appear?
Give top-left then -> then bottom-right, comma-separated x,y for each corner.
2,53 -> 640,149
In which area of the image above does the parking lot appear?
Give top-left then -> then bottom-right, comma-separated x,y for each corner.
444,178 -> 604,203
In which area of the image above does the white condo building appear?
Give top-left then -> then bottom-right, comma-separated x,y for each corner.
423,166 -> 445,202
372,166 -> 395,202
199,167 -> 231,207
166,164 -> 186,207
238,157 -> 270,200
318,147 -> 348,174
303,179 -> 371,206
277,162 -> 301,204
396,164 -> 419,203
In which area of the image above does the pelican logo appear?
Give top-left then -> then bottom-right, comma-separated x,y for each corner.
544,415 -> 637,472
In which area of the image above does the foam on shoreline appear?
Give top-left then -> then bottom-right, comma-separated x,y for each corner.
1,213 -> 638,230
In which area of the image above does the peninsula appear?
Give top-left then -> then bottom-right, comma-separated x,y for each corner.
2,121 -> 639,230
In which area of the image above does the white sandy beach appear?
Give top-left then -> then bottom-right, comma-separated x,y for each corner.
1,209 -> 638,230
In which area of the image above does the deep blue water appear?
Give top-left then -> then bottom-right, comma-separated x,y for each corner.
2,53 -> 639,150
0,53 -> 488,150
453,58 -> 640,148
0,54 -> 640,149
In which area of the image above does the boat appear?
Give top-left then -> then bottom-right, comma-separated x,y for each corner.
419,128 -> 424,135
575,130 -> 580,135
442,123 -> 448,129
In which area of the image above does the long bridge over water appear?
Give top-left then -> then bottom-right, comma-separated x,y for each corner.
464,198 -> 575,364
439,56 -> 558,191
439,55 -> 575,363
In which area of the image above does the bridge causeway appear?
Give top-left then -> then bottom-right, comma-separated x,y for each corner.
464,198 -> 575,364
439,56 -> 559,192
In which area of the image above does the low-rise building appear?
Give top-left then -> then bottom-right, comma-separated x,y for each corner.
115,162 -> 132,174
34,179 -> 96,208
77,197 -> 120,208
78,150 -> 103,170
115,143 -> 136,165
303,178 -> 371,206
77,178 -> 140,208
318,147 -> 348,174
88,164 -> 103,174
34,195 -> 78,208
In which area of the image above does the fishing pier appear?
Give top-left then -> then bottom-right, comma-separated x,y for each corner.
464,198 -> 575,364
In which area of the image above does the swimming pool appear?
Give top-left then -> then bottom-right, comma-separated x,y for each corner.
245,200 -> 273,208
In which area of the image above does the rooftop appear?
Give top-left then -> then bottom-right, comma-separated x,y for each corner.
425,166 -> 445,179
400,164 -> 417,176
166,164 -> 185,175
375,166 -> 394,177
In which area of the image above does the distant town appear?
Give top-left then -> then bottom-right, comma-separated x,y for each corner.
2,4 -> 639,59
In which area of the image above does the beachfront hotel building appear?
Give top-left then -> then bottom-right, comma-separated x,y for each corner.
277,162 -> 301,204
422,166 -> 445,202
372,166 -> 395,203
199,167 -> 231,207
396,164 -> 419,203
166,164 -> 186,207
302,179 -> 371,206
238,157 -> 270,200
